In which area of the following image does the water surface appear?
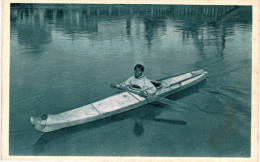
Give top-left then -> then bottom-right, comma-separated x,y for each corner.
10,4 -> 252,156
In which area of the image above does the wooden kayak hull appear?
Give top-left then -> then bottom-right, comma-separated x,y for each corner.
30,69 -> 207,132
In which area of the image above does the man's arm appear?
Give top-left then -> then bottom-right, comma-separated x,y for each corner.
143,78 -> 157,95
110,76 -> 134,89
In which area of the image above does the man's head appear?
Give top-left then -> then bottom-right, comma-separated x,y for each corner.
134,64 -> 144,78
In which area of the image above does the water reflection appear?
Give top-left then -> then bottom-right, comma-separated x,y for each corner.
126,17 -> 131,36
11,4 -> 248,51
11,7 -> 52,52
143,14 -> 167,49
133,117 -> 187,137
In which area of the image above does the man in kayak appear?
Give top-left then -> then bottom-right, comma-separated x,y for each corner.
111,64 -> 156,96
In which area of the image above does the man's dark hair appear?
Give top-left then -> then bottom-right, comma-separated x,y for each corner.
134,64 -> 145,72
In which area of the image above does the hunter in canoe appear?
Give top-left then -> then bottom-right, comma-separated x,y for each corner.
111,64 -> 156,95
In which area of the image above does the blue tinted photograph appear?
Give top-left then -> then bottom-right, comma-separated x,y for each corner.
10,4 -> 251,156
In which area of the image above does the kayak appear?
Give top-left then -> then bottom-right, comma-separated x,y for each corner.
30,69 -> 207,132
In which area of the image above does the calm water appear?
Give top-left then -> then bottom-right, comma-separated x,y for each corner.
10,4 -> 252,156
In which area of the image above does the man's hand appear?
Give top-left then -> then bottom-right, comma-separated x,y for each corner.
110,83 -> 126,90
110,83 -> 119,88
139,91 -> 148,97
140,91 -> 156,101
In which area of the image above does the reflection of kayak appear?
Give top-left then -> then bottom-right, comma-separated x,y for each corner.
30,69 -> 207,132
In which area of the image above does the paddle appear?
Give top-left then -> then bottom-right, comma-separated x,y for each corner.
110,83 -> 187,111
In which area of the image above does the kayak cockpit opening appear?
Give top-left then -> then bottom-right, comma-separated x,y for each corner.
41,114 -> 48,120
130,81 -> 162,90
151,80 -> 162,89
